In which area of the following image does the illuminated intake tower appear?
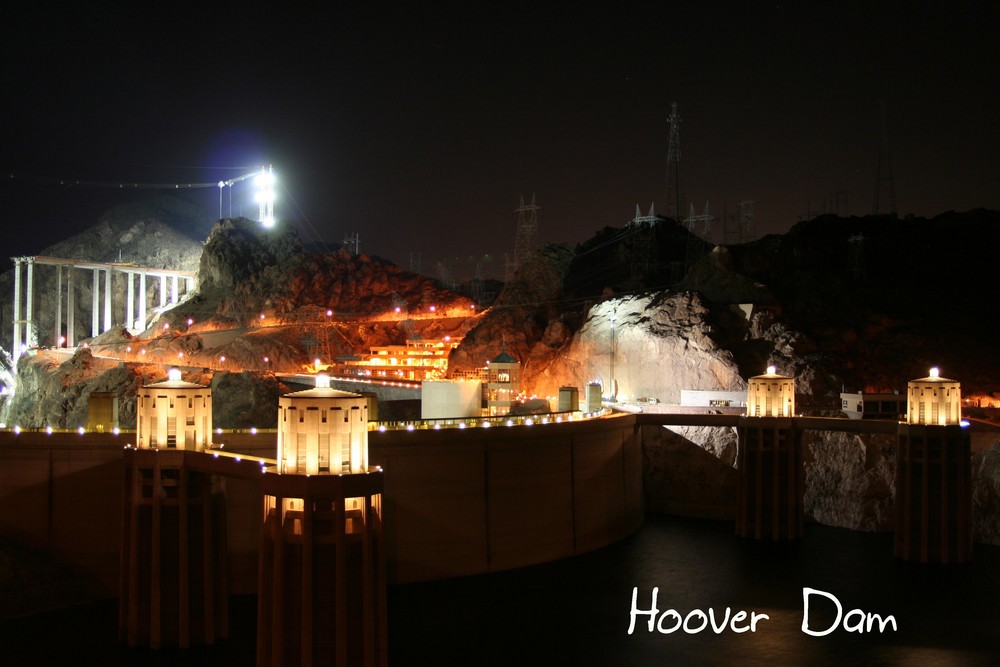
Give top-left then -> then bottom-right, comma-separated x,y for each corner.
257,374 -> 387,666
736,366 -> 803,540
895,367 -> 972,563
120,368 -> 228,648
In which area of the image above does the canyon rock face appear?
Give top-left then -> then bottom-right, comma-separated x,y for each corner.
803,430 -> 897,532
530,292 -> 746,402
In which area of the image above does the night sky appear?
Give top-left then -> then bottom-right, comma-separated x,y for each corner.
4,4 -> 998,280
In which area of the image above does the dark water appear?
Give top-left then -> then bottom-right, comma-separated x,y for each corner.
2,515 -> 997,666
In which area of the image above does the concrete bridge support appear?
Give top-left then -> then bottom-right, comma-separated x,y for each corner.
119,449 -> 229,648
735,417 -> 804,540
8,256 -> 197,357
895,423 -> 973,563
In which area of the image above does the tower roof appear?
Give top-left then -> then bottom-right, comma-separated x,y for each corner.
489,340 -> 518,365
143,367 -> 208,390
750,365 -> 792,380
912,367 -> 957,383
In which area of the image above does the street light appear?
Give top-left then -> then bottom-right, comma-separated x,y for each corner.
609,312 -> 617,402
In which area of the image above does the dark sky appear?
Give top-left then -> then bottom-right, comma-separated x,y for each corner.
3,3 -> 998,280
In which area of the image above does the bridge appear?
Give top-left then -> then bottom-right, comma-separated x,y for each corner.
9,255 -> 198,358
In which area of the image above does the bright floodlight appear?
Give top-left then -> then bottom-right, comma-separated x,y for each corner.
256,165 -> 276,228
168,367 -> 182,382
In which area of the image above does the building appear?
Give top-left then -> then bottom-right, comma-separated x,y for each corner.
448,344 -> 523,417
340,338 -> 459,381
484,345 -> 521,416
421,379 -> 483,420
276,373 -> 370,474
259,373 -> 387,665
840,390 -> 906,420
120,368 -> 226,648
86,391 -> 119,432
680,389 -> 746,409
737,366 -> 803,540
895,367 -> 972,563
745,365 -> 795,418
905,367 -> 962,425
134,368 -> 212,451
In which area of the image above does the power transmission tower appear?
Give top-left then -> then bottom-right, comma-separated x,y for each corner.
832,189 -> 850,217
738,200 -> 756,243
683,202 -> 714,275
847,234 -> 867,284
721,200 -> 756,245
343,232 -> 360,255
629,203 -> 659,280
665,102 -> 684,223
512,193 -> 541,274
687,202 -> 714,240
873,99 -> 897,216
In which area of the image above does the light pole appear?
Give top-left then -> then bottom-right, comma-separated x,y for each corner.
609,312 -> 617,402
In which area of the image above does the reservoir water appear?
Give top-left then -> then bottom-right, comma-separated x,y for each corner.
2,514 -> 997,665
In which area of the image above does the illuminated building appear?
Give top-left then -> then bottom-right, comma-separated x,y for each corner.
134,368 -> 213,451
86,391 -> 119,432
120,368 -> 227,648
485,345 -> 520,416
895,367 -> 972,563
259,373 -> 387,666
736,366 -> 803,540
341,338 -> 459,381
558,386 -> 580,412
276,374 -> 369,474
745,365 -> 795,417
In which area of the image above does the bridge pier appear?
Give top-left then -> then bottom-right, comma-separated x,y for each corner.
735,417 -> 804,540
7,256 -> 198,356
119,448 -> 229,648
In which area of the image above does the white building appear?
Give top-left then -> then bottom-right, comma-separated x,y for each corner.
421,379 -> 483,420
277,373 -> 369,474
135,368 -> 212,451
745,366 -> 795,418
906,367 -> 962,426
680,390 -> 746,409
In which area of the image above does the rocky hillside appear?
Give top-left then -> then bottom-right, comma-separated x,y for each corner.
453,210 -> 1000,406
2,215 -> 478,428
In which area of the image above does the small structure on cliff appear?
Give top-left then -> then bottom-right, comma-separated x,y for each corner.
485,345 -> 521,416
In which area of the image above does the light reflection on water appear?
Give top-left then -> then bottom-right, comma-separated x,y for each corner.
389,515 -> 999,666
0,515 -> 996,666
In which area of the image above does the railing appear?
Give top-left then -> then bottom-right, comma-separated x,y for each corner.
371,409 -> 609,432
